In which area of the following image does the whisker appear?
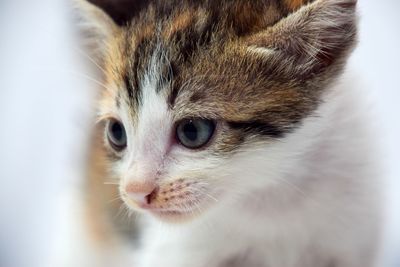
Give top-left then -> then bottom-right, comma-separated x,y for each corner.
188,187 -> 219,203
104,181 -> 119,185
42,68 -> 114,93
271,177 -> 308,198
271,176 -> 347,223
107,195 -> 123,204
72,46 -> 107,75
68,71 -> 114,93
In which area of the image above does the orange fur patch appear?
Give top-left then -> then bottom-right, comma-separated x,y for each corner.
164,10 -> 194,40
285,0 -> 308,11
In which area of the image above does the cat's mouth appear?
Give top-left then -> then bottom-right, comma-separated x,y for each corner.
121,201 -> 204,222
121,179 -> 216,222
143,199 -> 207,221
123,193 -> 207,222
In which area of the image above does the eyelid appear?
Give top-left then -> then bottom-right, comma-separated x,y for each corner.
96,114 -> 119,125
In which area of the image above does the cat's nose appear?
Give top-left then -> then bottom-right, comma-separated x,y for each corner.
125,181 -> 158,206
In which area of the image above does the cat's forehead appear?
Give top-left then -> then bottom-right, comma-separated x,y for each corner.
104,5 -> 313,117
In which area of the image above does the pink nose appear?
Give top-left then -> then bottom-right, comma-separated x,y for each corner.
125,181 -> 158,205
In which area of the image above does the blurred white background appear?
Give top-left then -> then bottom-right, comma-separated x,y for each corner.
349,1 -> 400,266
0,0 -> 399,267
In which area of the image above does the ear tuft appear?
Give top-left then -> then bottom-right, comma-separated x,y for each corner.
246,0 -> 358,77
71,0 -> 118,61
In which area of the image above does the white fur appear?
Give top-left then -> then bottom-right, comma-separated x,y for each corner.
131,73 -> 381,267
117,51 -> 175,192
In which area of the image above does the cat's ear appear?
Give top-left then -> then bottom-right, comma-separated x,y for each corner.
245,0 -> 357,79
71,0 -> 119,62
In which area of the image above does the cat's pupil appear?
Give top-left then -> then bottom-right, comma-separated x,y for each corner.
183,122 -> 198,142
111,122 -> 123,141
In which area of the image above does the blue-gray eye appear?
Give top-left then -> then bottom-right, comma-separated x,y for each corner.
176,118 -> 216,149
107,119 -> 127,151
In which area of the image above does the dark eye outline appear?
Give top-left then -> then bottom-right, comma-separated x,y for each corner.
175,118 -> 216,149
106,118 -> 127,152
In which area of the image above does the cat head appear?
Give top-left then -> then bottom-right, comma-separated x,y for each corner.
75,0 -> 357,222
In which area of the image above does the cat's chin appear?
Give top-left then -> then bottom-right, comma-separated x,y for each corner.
122,198 -> 205,223
149,209 -> 202,223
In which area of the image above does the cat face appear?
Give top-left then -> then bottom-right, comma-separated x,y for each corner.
75,0 -> 357,222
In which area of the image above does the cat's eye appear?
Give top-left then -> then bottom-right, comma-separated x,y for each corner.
176,118 -> 216,149
107,119 -> 127,151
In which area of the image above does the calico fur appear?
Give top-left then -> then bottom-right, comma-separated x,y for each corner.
74,0 -> 382,266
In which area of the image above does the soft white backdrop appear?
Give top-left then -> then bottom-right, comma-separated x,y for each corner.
349,1 -> 400,266
0,1 -> 399,267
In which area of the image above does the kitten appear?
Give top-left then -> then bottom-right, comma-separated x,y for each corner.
75,0 -> 382,266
